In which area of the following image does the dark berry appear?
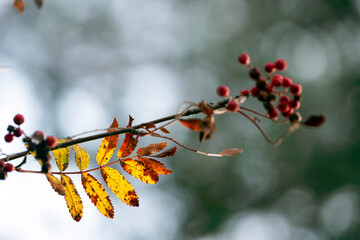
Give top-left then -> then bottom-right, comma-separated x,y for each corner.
294,95 -> 303,102
257,90 -> 269,102
290,83 -> 302,96
238,53 -> 250,65
217,85 -> 230,97
289,112 -> 302,123
226,100 -> 240,112
271,74 -> 283,87
241,89 -> 250,96
250,86 -> 259,97
13,114 -> 25,125
4,133 -> 14,143
7,125 -> 15,133
275,59 -> 288,71
282,77 -> 293,87
256,78 -> 267,90
268,108 -> 279,119
45,136 -> 58,148
249,67 -> 261,80
4,163 -> 15,172
266,93 -> 276,102
264,62 -> 276,73
278,102 -> 290,113
13,128 -> 22,137
279,95 -> 289,103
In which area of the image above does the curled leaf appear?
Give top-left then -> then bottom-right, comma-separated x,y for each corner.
52,139 -> 69,171
303,115 -> 326,127
97,118 -> 119,166
120,158 -> 159,184
61,174 -> 83,222
82,173 -> 114,218
218,148 -> 243,157
46,173 -> 65,196
152,146 -> 177,158
70,144 -> 90,171
101,167 -> 139,207
138,157 -> 173,175
136,142 -> 167,156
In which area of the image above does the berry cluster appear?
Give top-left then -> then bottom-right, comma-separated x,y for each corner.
0,160 -> 15,180
217,53 -> 303,122
4,114 -> 24,142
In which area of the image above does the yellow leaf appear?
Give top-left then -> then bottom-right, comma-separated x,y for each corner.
97,118 -> 119,166
81,173 -> 114,218
120,158 -> 159,184
52,139 -> 69,171
70,144 -> 90,171
61,174 -> 83,222
101,167 -> 139,207
138,157 -> 173,175
46,173 -> 65,196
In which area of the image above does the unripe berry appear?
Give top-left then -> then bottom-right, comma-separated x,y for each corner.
268,108 -> 279,119
226,100 -> 240,112
275,59 -> 288,71
282,77 -> 293,87
13,128 -> 22,137
264,62 -> 276,73
4,133 -> 14,143
13,114 -> 25,125
217,85 -> 230,97
290,83 -> 302,96
238,53 -> 250,65
241,89 -> 250,96
279,95 -> 290,103
4,163 -> 15,172
46,136 -> 58,148
271,74 -> 283,87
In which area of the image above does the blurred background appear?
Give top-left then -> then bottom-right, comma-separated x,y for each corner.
0,0 -> 360,239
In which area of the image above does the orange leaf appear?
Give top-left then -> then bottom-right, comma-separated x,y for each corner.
138,157 -> 173,175
117,116 -> 138,159
120,158 -> 159,184
96,118 -> 119,166
179,119 -> 203,132
136,142 -> 167,156
218,148 -> 243,156
13,0 -> 25,13
152,146 -> 177,158
198,101 -> 213,116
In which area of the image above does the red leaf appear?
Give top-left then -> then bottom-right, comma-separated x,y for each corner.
117,116 -> 138,159
152,146 -> 177,158
303,115 -> 326,127
138,157 -> 173,175
136,142 -> 167,156
179,119 -> 203,132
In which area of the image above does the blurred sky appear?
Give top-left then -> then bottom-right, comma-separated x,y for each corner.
1,0 -> 360,239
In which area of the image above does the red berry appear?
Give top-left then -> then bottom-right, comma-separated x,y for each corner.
13,114 -> 25,125
238,53 -> 250,65
279,95 -> 289,103
13,128 -> 22,137
278,102 -> 290,113
241,89 -> 250,96
268,108 -> 279,119
33,130 -> 45,139
217,85 -> 230,97
4,163 -> 15,172
4,133 -> 14,143
46,136 -> 58,148
290,83 -> 302,96
250,86 -> 259,96
275,59 -> 288,71
271,74 -> 283,87
282,108 -> 294,118
264,62 -> 276,73
282,77 -> 293,87
226,100 -> 240,112
289,99 -> 301,109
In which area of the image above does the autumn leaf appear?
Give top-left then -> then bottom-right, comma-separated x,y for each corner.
151,146 -> 177,158
136,142 -> 167,156
159,127 -> 170,134
198,101 -> 214,116
61,174 -> 83,222
303,115 -> 326,127
179,119 -> 203,131
97,118 -> 119,166
138,157 -> 173,175
70,144 -> 90,171
101,167 -> 139,207
46,173 -> 65,196
81,173 -> 114,218
218,148 -> 243,156
117,116 -> 138,159
13,0 -> 25,13
52,139 -> 69,171
120,158 -> 159,184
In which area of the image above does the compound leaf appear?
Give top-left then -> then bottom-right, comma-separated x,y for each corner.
52,139 -> 69,171
81,173 -> 114,218
97,118 -> 119,166
120,158 -> 159,184
61,174 -> 83,222
138,157 -> 173,176
70,144 -> 90,171
46,173 -> 65,196
136,142 -> 167,156
101,167 -> 139,207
